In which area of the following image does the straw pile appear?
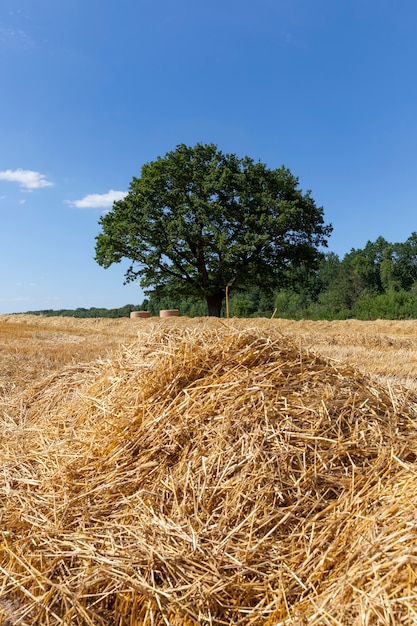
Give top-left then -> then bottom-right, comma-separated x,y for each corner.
1,321 -> 417,625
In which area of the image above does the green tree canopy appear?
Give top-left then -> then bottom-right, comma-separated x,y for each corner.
95,143 -> 332,316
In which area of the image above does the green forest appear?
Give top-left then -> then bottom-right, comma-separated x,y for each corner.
24,233 -> 417,320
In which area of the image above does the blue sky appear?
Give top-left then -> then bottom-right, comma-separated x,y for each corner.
1,0 -> 416,314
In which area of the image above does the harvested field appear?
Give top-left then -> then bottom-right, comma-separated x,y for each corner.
1,315 -> 417,624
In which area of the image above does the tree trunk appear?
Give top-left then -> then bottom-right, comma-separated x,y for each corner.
206,292 -> 225,317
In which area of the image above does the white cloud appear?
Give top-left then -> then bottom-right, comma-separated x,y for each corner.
0,168 -> 53,190
68,189 -> 128,209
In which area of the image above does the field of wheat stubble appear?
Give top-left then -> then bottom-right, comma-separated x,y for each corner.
1,314 -> 417,625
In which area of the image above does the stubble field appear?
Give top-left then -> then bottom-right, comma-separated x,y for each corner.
1,314 -> 417,624
2,314 -> 417,398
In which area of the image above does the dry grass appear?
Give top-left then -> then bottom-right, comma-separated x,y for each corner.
3,315 -> 417,396
0,315 -> 138,400
1,315 -> 417,624
275,319 -> 417,391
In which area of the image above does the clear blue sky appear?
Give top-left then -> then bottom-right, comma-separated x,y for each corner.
1,0 -> 416,314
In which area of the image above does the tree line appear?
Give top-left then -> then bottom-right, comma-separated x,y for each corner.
23,305 -> 138,319
23,232 -> 417,320
283,233 -> 417,320
143,233 -> 417,320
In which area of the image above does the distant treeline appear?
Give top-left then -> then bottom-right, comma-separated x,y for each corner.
24,304 -> 140,319
25,234 -> 417,320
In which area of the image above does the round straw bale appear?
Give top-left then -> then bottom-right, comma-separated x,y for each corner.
159,309 -> 179,317
130,310 -> 150,319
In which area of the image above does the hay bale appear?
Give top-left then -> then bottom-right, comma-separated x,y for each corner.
1,322 -> 417,624
130,311 -> 150,319
159,309 -> 180,318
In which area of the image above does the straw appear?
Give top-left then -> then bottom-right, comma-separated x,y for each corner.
1,319 -> 417,624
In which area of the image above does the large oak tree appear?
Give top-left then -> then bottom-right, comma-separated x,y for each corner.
95,143 -> 332,316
